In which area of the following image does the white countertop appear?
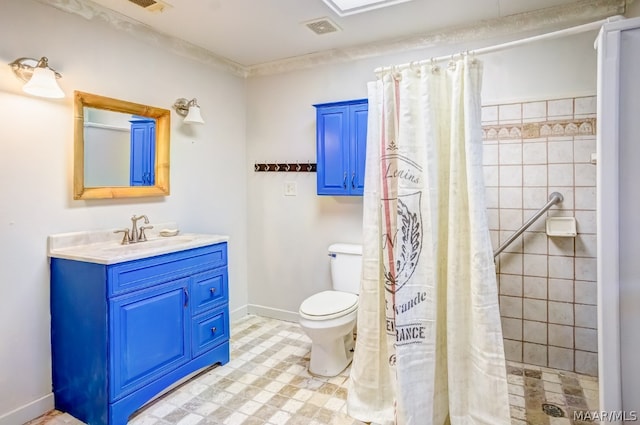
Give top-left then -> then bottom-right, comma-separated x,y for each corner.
48,223 -> 229,265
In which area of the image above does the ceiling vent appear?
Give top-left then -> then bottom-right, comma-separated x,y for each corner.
304,18 -> 341,35
127,0 -> 170,12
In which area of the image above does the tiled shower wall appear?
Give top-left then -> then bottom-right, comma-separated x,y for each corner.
481,96 -> 598,376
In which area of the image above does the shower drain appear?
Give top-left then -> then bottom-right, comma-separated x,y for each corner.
542,403 -> 565,417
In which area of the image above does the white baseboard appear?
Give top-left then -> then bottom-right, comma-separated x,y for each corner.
247,304 -> 299,323
229,304 -> 249,323
0,393 -> 53,425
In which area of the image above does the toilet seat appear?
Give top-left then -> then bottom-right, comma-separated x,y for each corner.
299,290 -> 358,321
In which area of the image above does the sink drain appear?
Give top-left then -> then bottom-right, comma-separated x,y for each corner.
542,403 -> 565,417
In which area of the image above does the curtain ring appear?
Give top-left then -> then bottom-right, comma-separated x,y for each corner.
393,65 -> 402,81
410,61 -> 421,76
448,54 -> 456,70
430,57 -> 439,73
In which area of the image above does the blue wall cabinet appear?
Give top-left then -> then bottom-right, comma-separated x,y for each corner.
50,243 -> 229,425
129,117 -> 156,186
314,99 -> 368,196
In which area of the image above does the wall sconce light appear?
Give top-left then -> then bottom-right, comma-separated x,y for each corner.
173,98 -> 204,124
9,56 -> 64,99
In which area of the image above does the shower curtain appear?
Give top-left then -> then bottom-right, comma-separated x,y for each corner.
347,57 -> 511,425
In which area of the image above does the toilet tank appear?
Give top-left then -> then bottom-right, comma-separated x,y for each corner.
328,243 -> 362,294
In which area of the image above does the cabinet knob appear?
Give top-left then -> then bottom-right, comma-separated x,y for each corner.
351,172 -> 356,188
210,288 -> 216,295
343,171 -> 347,188
211,327 -> 217,334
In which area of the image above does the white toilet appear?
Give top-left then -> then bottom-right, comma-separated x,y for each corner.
299,243 -> 362,377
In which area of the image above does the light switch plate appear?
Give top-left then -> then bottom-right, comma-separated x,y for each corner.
284,181 -> 297,196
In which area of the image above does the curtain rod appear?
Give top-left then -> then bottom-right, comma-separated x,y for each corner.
374,15 -> 624,73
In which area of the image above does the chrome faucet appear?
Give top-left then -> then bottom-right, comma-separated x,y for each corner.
130,214 -> 149,243
114,215 -> 153,244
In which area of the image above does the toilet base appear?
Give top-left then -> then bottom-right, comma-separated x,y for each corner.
308,331 -> 355,377
299,312 -> 357,377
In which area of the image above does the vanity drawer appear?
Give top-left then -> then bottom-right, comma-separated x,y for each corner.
191,267 -> 228,315
108,243 -> 227,295
192,307 -> 229,357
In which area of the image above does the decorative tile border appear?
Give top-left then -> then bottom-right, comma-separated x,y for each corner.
482,118 -> 596,140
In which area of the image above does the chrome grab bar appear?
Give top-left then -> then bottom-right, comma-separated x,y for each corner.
493,192 -> 564,259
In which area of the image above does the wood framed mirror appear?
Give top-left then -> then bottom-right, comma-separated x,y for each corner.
73,90 -> 170,199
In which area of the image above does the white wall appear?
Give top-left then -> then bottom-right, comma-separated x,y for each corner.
0,0 -> 248,422
245,31 -> 599,318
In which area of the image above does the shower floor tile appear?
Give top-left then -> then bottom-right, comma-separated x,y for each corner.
30,315 -> 599,425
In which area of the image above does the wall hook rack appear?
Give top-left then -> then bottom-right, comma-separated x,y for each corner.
254,162 -> 316,172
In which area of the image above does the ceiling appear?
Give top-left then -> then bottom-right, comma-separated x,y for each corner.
79,0 -> 597,68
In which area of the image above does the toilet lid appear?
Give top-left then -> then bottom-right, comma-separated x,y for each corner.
299,290 -> 358,320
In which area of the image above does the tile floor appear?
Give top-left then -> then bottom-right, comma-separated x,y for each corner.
29,315 -> 599,425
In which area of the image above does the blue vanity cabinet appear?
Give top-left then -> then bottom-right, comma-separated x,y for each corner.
314,99 -> 368,196
50,242 -> 230,425
129,117 -> 156,186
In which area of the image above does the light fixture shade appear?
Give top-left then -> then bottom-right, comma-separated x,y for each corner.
23,67 -> 64,99
184,105 -> 204,124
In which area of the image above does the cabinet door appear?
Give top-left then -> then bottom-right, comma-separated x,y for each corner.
110,277 -> 190,400
316,105 -> 349,195
349,103 -> 368,195
130,118 -> 156,186
315,99 -> 368,196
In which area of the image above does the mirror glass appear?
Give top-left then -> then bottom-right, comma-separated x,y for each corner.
74,91 -> 170,199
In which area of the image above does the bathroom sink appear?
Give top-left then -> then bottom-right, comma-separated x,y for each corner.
96,235 -> 197,256
48,226 -> 228,264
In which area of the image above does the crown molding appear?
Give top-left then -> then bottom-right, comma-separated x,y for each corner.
34,0 -> 249,78
36,0 -> 625,79
247,0 -> 626,77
